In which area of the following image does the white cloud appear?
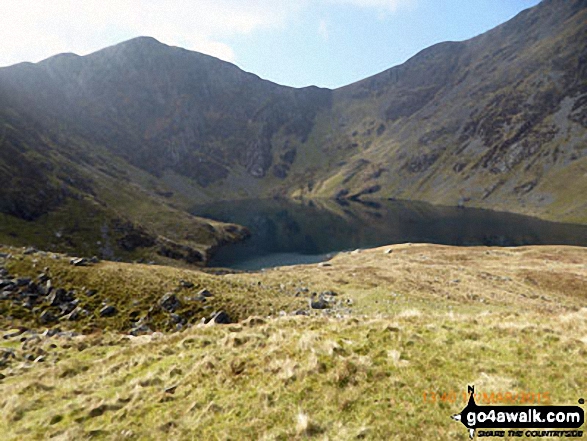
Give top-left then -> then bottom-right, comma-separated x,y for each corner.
0,0 -> 412,67
318,20 -> 329,41
0,0 -> 301,66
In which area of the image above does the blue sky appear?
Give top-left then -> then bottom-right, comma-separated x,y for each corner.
0,0 -> 541,89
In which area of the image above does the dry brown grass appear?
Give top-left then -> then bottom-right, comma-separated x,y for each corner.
0,243 -> 586,439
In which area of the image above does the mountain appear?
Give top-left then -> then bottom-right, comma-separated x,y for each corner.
304,0 -> 587,223
0,0 -> 585,262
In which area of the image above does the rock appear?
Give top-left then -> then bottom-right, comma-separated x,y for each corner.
384,249 -> 393,254
39,310 -> 57,324
37,284 -> 49,296
0,268 -> 9,277
99,305 -> 117,317
65,306 -> 88,321
42,328 -> 61,337
34,355 -> 45,363
179,280 -> 194,289
169,313 -> 184,324
0,281 -> 16,292
89,256 -> 100,264
59,302 -> 77,315
164,385 -> 178,394
160,293 -> 181,312
318,262 -> 332,267
69,258 -> 88,267
208,310 -> 231,325
85,289 -> 97,297
309,293 -> 328,309
37,273 -> 50,283
130,324 -> 152,336
48,288 -> 72,306
22,294 -> 38,309
1,349 -> 16,359
294,309 -> 309,316
16,278 -> 32,287
23,247 -> 37,255
197,289 -> 213,298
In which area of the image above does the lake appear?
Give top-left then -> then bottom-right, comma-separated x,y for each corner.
191,199 -> 587,270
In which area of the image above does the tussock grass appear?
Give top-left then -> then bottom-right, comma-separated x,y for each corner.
0,244 -> 586,439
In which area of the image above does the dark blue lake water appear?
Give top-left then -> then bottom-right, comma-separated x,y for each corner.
191,199 -> 587,270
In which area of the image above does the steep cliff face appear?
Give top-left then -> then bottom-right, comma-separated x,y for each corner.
0,0 -> 585,254
303,0 -> 587,222
0,37 -> 332,185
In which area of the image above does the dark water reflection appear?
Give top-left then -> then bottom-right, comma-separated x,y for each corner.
191,199 -> 587,270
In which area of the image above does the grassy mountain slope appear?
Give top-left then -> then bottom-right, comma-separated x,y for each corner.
0,38 -> 330,261
300,0 -> 587,223
0,244 -> 586,439
0,106 -> 247,264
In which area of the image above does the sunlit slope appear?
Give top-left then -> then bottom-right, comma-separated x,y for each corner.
0,244 -> 586,439
301,0 -> 587,223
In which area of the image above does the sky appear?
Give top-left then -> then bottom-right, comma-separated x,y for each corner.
0,0 -> 541,89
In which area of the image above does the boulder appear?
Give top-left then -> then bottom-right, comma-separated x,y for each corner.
169,313 -> 185,324
160,293 -> 181,312
0,280 -> 16,291
59,302 -> 77,315
16,278 -> 32,287
48,288 -> 73,306
39,310 -> 57,324
130,324 -> 152,336
65,307 -> 86,321
208,311 -> 231,325
309,293 -> 329,309
198,289 -> 213,298
69,258 -> 88,267
99,305 -> 117,317
37,273 -> 50,283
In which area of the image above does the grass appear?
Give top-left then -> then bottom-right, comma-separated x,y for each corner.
1,310 -> 585,439
0,243 -> 586,439
0,246 -> 308,333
